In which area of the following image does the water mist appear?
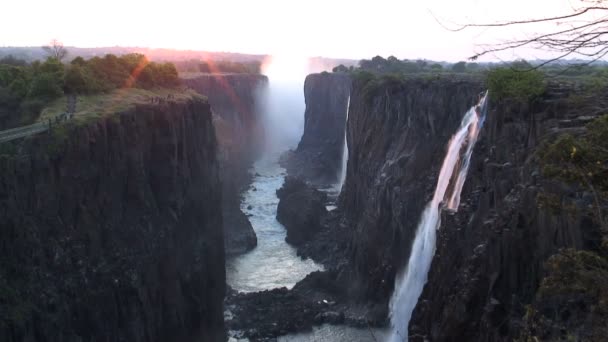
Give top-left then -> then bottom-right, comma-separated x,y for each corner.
257,54 -> 309,154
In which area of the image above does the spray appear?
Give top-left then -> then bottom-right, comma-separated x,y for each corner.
257,54 -> 309,154
338,95 -> 351,190
387,91 -> 488,341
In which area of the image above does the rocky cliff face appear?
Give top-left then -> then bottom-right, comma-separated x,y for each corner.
276,177 -> 328,246
283,73 -> 351,185
409,82 -> 608,341
183,74 -> 268,255
0,99 -> 226,341
337,75 -> 484,317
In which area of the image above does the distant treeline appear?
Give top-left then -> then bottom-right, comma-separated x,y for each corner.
173,59 -> 261,74
333,56 -> 484,74
337,55 -> 608,79
349,57 -> 608,114
0,54 -> 179,126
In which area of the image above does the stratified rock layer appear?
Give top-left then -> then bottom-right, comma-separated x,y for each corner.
283,72 -> 352,185
276,177 -> 328,246
183,74 -> 268,255
338,75 -> 484,316
409,82 -> 608,341
0,99 -> 226,341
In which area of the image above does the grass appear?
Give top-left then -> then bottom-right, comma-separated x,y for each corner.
38,87 -> 205,124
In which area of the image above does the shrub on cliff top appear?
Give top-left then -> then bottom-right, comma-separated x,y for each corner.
539,115 -> 608,194
519,249 -> 608,341
539,114 -> 608,238
487,62 -> 545,104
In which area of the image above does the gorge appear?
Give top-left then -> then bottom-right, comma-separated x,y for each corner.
1,58 -> 606,342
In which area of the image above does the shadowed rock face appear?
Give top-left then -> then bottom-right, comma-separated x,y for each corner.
283,73 -> 352,185
183,74 -> 268,255
0,100 -> 226,342
276,177 -> 328,246
338,76 -> 484,315
409,82 -> 608,341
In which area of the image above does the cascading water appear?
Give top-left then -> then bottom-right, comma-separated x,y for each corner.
338,95 -> 351,191
387,91 -> 489,342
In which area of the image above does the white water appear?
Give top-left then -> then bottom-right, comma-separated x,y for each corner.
226,153 -> 323,292
338,95 -> 351,191
387,92 -> 488,341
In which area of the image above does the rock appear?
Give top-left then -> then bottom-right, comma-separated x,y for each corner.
184,74 -> 268,256
276,177 -> 328,245
314,311 -> 345,324
339,75 -> 485,306
409,79 -> 607,341
282,73 -> 352,185
0,99 -> 226,341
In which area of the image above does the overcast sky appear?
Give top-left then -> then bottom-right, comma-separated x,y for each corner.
1,0 -> 597,61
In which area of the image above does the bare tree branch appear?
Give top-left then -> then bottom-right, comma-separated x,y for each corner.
42,39 -> 68,61
443,3 -> 608,64
452,6 -> 608,32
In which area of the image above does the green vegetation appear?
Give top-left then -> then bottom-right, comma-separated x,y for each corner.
65,53 -> 179,93
539,115 -> 608,240
0,57 -> 65,125
523,113 -> 608,341
539,115 -> 608,195
40,87 -> 203,123
520,249 -> 608,341
340,56 -> 486,76
486,61 -> 546,104
0,53 -> 180,129
37,87 -> 203,156
174,59 -> 261,74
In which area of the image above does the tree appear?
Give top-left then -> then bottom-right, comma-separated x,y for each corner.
451,61 -> 467,72
430,63 -> 443,71
486,62 -> 545,104
332,64 -> 349,73
42,39 -> 68,61
0,55 -> 27,67
450,2 -> 608,66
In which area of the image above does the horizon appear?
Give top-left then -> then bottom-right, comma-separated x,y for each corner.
2,0 -> 603,62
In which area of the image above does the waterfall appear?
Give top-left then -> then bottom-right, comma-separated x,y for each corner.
387,91 -> 488,342
338,95 -> 351,191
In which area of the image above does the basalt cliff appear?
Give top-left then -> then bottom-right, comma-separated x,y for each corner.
409,81 -> 608,341
0,98 -> 226,341
282,72 -> 351,185
183,74 -> 268,255
284,72 -> 607,340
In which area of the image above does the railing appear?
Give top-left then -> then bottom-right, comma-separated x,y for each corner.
0,95 -> 76,144
0,121 -> 51,143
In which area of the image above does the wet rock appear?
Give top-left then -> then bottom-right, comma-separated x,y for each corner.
409,80 -> 608,341
276,177 -> 328,245
314,311 -> 345,324
339,75 -> 485,307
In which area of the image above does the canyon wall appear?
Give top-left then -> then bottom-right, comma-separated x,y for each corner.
283,72 -> 351,185
183,74 -> 268,254
409,82 -> 608,341
337,75 -> 484,317
0,98 -> 226,341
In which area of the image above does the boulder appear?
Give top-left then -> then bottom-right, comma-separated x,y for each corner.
276,177 -> 328,245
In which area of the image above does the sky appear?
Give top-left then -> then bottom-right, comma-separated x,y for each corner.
1,0 -> 600,61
